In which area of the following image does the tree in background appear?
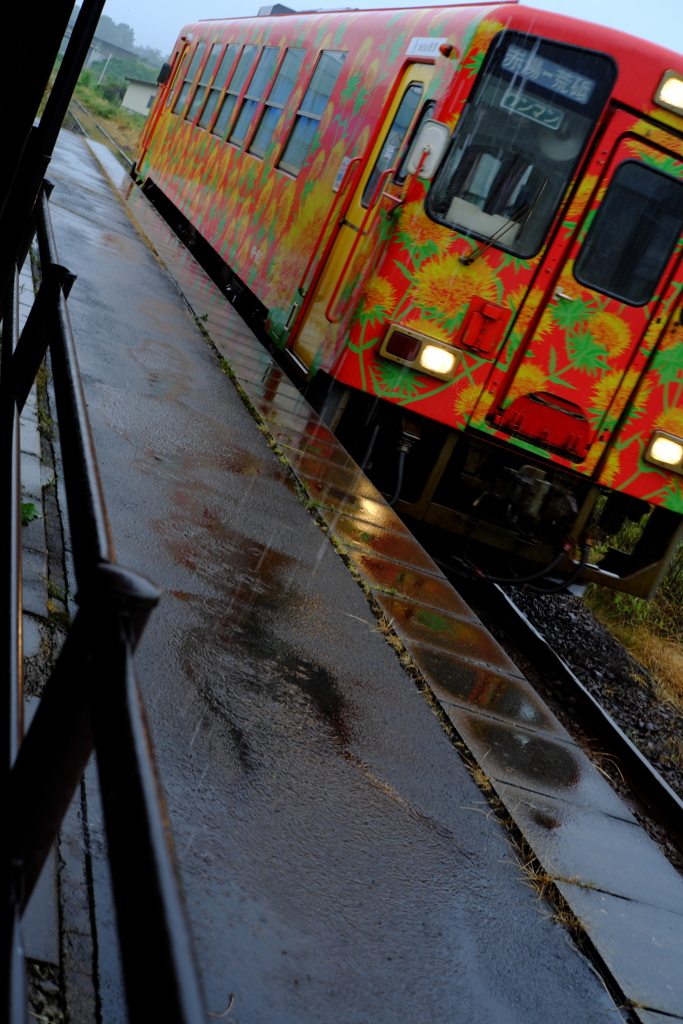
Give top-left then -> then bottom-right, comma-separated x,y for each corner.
95,13 -> 135,50
91,57 -> 160,85
68,6 -> 168,65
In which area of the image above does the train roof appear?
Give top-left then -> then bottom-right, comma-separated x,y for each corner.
174,2 -> 683,133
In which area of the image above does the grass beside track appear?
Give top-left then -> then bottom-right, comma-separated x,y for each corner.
41,63 -> 147,159
72,74 -> 146,158
585,525 -> 683,711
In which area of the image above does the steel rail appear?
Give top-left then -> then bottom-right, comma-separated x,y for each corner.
69,97 -> 134,167
448,573 -> 683,852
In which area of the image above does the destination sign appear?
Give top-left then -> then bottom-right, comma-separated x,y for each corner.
501,44 -> 595,104
500,90 -> 565,129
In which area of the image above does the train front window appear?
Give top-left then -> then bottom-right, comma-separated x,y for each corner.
575,161 -> 683,305
426,33 -> 616,258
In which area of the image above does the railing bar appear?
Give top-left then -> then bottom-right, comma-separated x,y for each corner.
10,562 -> 161,910
11,264 -> 74,415
1,268 -> 27,1024
35,189 -> 58,273
93,627 -> 206,1023
1,8 -> 208,1018
35,196 -> 114,575
9,608 -> 97,907
1,267 -> 24,766
51,291 -> 114,575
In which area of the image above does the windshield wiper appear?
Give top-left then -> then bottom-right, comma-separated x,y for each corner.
459,177 -> 549,266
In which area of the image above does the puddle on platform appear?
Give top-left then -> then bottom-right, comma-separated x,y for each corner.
459,714 -> 583,794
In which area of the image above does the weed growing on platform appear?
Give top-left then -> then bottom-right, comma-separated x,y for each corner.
21,502 -> 41,526
37,407 -> 54,439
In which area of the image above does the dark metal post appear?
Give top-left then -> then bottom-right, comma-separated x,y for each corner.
0,0 -> 106,306
36,0 -> 109,161
0,267 -> 27,1024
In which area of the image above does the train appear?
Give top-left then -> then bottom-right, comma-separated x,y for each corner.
133,1 -> 683,596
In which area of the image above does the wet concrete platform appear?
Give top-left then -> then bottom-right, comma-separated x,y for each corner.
42,127 -> 683,1022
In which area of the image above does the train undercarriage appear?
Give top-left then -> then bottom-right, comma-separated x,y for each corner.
309,373 -> 683,598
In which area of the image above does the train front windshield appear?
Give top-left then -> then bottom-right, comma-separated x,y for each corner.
426,33 -> 616,257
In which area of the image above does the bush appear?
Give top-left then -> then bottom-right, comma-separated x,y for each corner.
99,80 -> 125,105
585,527 -> 683,641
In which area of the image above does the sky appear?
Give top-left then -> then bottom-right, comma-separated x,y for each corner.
102,0 -> 682,61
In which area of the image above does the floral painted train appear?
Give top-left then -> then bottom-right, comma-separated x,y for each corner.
135,3 -> 683,596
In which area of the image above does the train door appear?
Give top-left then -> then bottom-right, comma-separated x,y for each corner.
289,63 -> 434,372
474,108 -> 683,469
137,43 -> 189,168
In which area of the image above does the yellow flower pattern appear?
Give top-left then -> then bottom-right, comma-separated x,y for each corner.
412,254 -> 498,319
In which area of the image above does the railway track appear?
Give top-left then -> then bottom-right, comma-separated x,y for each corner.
66,98 -> 133,168
437,565 -> 683,865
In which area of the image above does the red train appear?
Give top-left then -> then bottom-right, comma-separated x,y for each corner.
134,2 -> 683,596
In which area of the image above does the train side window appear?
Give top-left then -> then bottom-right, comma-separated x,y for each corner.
394,100 -> 436,185
249,48 -> 307,159
278,50 -> 347,176
172,43 -> 206,116
426,32 -> 616,258
199,44 -> 239,129
362,83 -> 424,206
230,46 -> 280,147
575,160 -> 683,306
212,45 -> 259,138
186,43 -> 222,123
166,51 -> 190,108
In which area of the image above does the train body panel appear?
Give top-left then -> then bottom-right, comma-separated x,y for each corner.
135,2 -> 683,595
136,6 -> 485,318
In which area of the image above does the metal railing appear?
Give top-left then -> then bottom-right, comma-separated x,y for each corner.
1,184 -> 207,1023
1,0 -> 208,1015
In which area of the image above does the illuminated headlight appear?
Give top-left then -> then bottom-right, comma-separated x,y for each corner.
655,71 -> 683,115
645,430 -> 683,473
379,323 -> 459,381
419,345 -> 456,375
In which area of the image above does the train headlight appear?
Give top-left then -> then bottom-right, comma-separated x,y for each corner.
419,345 -> 456,376
655,71 -> 683,115
645,430 -> 683,473
379,324 -> 459,381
